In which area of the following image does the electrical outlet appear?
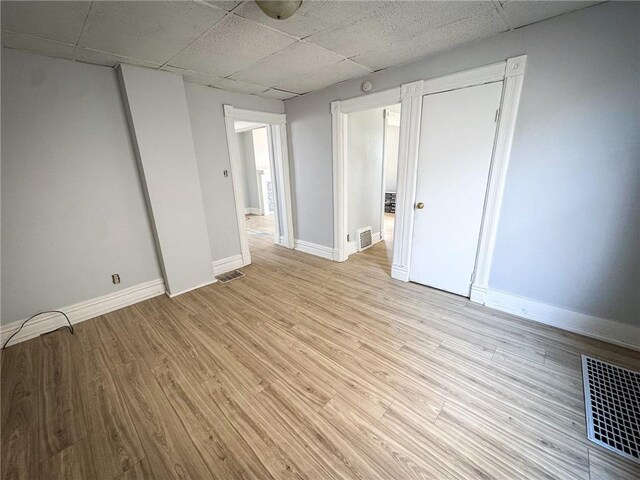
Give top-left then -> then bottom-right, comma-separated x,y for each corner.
112,273 -> 121,285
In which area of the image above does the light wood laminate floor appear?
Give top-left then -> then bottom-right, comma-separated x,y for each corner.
2,214 -> 639,479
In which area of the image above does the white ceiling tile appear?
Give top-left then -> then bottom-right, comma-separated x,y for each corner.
1,31 -> 76,60
169,14 -> 297,77
353,9 -> 509,71
230,41 -> 345,86
501,1 -> 600,29
275,59 -> 371,94
232,0 -> 376,39
74,47 -> 162,69
160,66 -> 221,86
1,1 -> 91,45
210,77 -> 270,95
204,1 -> 244,12
78,1 -> 226,65
260,88 -> 298,100
306,1 -> 495,58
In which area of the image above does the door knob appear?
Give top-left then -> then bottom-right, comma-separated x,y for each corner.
416,202 -> 425,210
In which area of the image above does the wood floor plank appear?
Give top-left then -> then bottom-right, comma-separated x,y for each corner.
435,402 -> 589,479
115,361 -> 213,479
259,380 -> 390,480
38,439 -> 96,480
1,342 -> 39,480
202,369 -> 332,480
38,330 -> 87,460
75,345 -> 145,480
116,458 -> 155,480
151,356 -> 274,480
588,447 -> 640,479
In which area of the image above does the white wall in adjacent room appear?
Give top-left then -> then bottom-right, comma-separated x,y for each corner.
384,123 -> 399,193
1,49 -> 162,324
346,107 -> 385,241
238,130 -> 260,210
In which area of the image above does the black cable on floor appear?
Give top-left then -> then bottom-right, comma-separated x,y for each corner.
2,310 -> 73,350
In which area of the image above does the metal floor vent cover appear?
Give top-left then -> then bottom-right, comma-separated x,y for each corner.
216,270 -> 245,283
581,355 -> 639,464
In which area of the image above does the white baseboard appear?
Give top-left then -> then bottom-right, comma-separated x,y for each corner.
166,278 -> 217,298
470,284 -> 487,304
244,207 -> 262,215
391,264 -> 410,282
482,288 -> 640,351
212,253 -> 247,276
0,279 -> 166,347
294,239 -> 336,261
333,249 -> 347,262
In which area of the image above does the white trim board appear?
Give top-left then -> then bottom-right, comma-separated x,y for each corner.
482,289 -> 640,352
166,278 -> 218,298
212,254 -> 247,276
0,279 -> 166,347
294,239 -> 337,261
244,207 -> 262,215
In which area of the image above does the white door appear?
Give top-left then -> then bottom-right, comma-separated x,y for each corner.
409,81 -> 503,296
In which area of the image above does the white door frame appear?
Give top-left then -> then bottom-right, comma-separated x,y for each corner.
223,105 -> 295,267
331,55 -> 527,303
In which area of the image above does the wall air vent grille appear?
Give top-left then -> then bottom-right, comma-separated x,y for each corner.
357,226 -> 373,252
581,355 -> 639,464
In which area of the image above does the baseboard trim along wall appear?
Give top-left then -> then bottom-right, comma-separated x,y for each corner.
294,239 -> 336,261
0,279 -> 166,347
391,265 -> 410,282
166,278 -> 218,298
481,288 -> 640,351
212,253 -> 247,276
244,207 -> 262,215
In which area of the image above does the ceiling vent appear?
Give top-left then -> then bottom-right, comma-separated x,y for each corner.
357,226 -> 373,252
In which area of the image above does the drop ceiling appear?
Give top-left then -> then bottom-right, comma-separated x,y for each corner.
1,1 -> 600,100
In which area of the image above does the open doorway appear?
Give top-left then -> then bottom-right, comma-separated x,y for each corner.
343,102 -> 401,270
235,122 -> 276,248
223,105 -> 294,267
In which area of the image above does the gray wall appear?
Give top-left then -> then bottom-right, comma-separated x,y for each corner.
1,49 -> 162,324
183,83 -> 283,261
347,107 -> 385,240
238,130 -> 260,210
118,64 -> 214,295
285,2 -> 640,326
